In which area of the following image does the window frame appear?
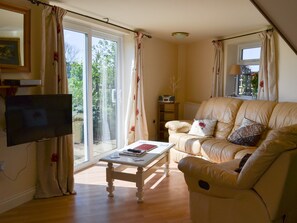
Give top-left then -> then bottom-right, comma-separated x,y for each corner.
236,42 -> 261,99
238,42 -> 261,65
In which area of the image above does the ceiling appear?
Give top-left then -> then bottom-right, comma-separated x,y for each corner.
51,0 -> 270,43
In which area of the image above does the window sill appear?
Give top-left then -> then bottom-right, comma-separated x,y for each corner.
226,95 -> 255,100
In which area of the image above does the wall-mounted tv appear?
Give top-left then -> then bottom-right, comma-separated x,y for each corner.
5,94 -> 72,147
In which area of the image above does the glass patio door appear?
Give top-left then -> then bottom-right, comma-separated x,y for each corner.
64,27 -> 119,170
91,36 -> 118,157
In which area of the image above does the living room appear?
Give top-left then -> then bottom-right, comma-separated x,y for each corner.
0,0 -> 297,222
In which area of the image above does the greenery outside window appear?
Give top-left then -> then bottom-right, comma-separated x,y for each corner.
64,21 -> 123,171
237,43 -> 261,98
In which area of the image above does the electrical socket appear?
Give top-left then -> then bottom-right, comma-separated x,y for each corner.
0,161 -> 5,171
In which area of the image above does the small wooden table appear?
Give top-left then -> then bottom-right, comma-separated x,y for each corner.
100,140 -> 174,203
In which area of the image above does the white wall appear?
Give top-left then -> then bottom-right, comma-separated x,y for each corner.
0,0 -> 43,214
176,44 -> 187,118
275,34 -> 297,102
142,38 -> 178,140
185,39 -> 214,103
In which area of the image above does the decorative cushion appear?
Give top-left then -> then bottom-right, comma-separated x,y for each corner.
188,119 -> 217,137
228,118 -> 266,146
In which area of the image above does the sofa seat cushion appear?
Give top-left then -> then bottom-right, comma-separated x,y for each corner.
169,133 -> 210,156
201,138 -> 257,163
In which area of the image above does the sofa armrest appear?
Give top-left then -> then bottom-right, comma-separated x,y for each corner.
178,157 -> 240,189
165,120 -> 192,135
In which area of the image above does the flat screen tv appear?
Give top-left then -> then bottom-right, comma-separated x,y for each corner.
5,94 -> 72,147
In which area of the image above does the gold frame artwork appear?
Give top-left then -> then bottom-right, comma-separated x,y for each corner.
0,38 -> 21,66
0,2 -> 31,73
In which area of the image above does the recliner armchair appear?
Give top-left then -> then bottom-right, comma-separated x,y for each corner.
178,125 -> 297,223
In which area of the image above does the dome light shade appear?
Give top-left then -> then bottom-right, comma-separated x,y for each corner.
172,32 -> 189,40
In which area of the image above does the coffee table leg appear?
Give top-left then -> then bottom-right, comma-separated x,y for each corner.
164,151 -> 170,177
136,167 -> 144,203
106,162 -> 114,197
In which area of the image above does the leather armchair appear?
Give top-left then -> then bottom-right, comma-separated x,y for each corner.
178,125 -> 297,223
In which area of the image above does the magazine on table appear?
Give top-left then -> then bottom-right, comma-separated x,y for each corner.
119,143 -> 158,157
133,143 -> 158,151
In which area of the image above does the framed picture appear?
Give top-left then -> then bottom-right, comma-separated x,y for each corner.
0,38 -> 20,66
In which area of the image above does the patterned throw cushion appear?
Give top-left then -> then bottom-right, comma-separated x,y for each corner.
235,153 -> 252,173
228,118 -> 266,146
188,119 -> 217,137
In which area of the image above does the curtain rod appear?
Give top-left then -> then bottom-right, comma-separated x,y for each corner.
212,28 -> 273,43
27,0 -> 152,39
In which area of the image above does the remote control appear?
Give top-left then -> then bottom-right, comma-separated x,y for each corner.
127,149 -> 142,153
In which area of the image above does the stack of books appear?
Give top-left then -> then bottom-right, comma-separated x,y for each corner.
119,143 -> 157,157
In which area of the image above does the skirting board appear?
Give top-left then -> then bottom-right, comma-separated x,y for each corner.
0,187 -> 35,214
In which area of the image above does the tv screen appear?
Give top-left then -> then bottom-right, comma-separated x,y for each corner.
5,94 -> 72,147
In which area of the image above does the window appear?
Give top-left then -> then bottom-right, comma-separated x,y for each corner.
64,22 -> 123,171
237,43 -> 261,98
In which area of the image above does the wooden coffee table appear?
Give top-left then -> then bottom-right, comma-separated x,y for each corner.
99,140 -> 174,203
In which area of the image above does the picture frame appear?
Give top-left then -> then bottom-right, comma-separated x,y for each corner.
0,37 -> 20,66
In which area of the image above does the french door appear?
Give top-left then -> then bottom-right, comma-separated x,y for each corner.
64,24 -> 122,170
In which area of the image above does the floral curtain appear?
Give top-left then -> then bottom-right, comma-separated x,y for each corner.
35,6 -> 75,198
211,41 -> 224,97
125,32 -> 149,145
257,30 -> 277,101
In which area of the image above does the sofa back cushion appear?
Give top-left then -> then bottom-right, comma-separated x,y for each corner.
233,100 -> 277,130
231,100 -> 277,145
195,97 -> 243,139
268,102 -> 297,129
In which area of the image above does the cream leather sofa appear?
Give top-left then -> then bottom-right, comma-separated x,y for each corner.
165,97 -> 297,223
178,125 -> 297,223
165,97 -> 297,163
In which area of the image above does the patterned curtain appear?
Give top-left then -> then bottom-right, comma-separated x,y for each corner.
125,32 -> 149,145
35,6 -> 75,198
211,41 -> 224,97
257,30 -> 277,101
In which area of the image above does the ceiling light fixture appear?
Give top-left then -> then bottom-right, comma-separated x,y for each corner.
171,32 -> 189,40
